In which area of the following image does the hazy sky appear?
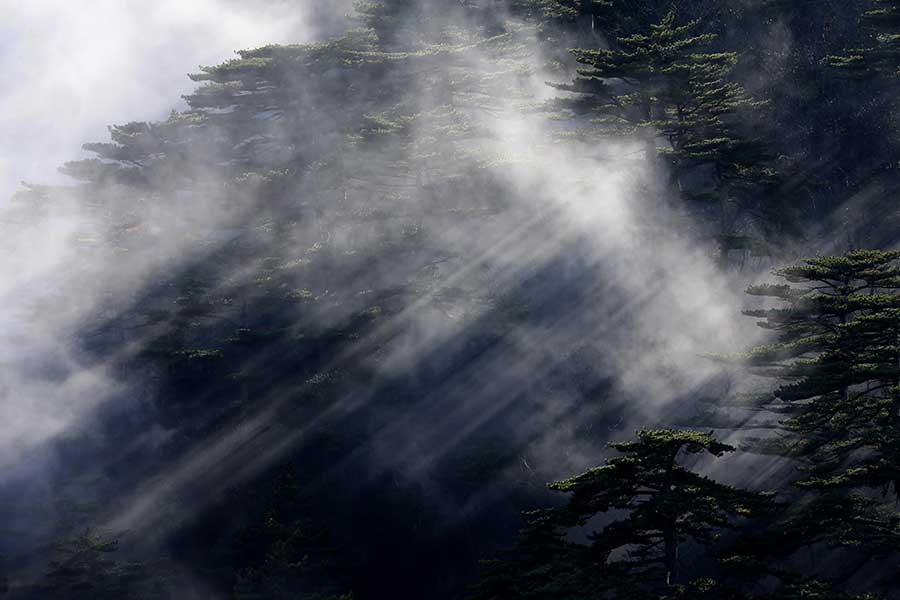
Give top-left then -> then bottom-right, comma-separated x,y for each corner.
0,0 -> 350,203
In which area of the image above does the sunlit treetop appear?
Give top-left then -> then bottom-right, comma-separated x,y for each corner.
770,250 -> 900,288
739,250 -> 900,368
551,429 -> 770,525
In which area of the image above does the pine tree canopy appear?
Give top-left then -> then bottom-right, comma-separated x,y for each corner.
826,0 -> 900,78
737,250 -> 900,513
547,8 -> 782,237
474,429 -> 776,599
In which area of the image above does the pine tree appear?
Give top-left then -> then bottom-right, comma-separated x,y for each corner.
9,532 -> 169,600
228,469 -> 353,600
711,250 -> 900,595
826,0 -> 900,79
548,8 -> 782,241
821,0 -> 900,194
510,0 -> 611,42
737,250 -> 900,497
474,429 -> 775,599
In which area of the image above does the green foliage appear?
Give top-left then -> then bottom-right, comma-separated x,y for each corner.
473,429 -> 776,599
549,8 -> 783,236
510,0 -> 610,22
737,251 -> 900,500
12,2 -> 900,599
10,532 -> 170,599
826,0 -> 900,78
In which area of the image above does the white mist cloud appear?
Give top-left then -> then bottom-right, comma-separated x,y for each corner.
93,18 -> 772,538
0,0 -> 353,475
0,0 -> 349,202
0,3 -> 775,561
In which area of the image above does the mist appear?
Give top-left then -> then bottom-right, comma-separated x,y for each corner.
0,1 -> 883,599
0,0 -> 352,202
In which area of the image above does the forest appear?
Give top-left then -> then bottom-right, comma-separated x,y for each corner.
3,0 -> 900,598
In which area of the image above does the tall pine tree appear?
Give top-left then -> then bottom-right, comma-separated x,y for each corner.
548,8 -> 783,245
738,250 -> 900,497
474,429 -> 775,599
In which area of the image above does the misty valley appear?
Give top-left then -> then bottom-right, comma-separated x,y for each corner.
4,1 -> 900,599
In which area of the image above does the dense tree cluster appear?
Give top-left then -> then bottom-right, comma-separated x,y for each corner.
477,252 -> 900,598
4,1 -> 900,599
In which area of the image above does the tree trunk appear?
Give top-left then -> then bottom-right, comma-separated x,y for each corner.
839,311 -> 849,402
576,11 -> 595,46
662,452 -> 679,586
664,522 -> 678,585
892,360 -> 900,501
